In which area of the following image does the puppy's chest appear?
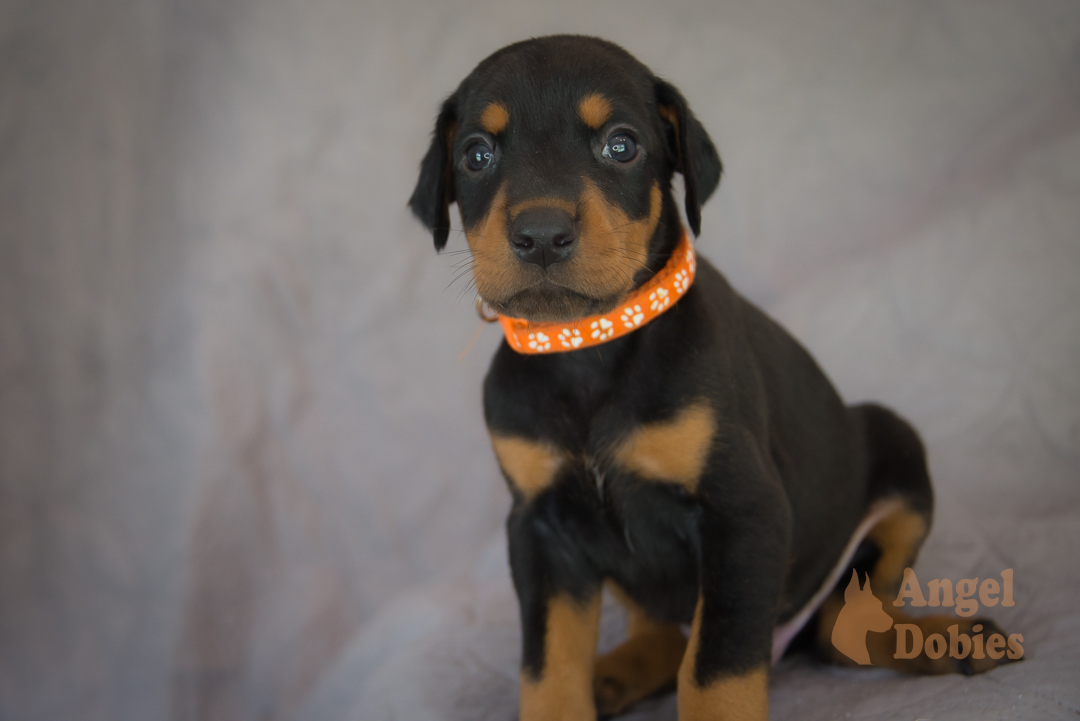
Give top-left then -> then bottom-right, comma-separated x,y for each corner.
485,350 -> 710,615
487,366 -> 716,501
487,380 -> 713,566
489,398 -> 716,503
493,432 -> 704,621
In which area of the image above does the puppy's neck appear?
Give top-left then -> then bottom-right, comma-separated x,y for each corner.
633,188 -> 686,289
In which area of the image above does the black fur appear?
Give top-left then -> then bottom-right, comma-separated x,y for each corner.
654,78 -> 722,236
409,36 -> 720,255
409,96 -> 457,251
412,34 -> 935,698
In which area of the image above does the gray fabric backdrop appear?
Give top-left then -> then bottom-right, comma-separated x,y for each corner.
2,1 -> 1078,719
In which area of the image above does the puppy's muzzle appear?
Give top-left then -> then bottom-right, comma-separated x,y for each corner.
510,207 -> 577,269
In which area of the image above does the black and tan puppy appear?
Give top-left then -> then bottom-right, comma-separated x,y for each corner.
410,35 -> 1009,721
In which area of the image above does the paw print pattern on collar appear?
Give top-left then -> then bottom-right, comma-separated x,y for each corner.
497,231 -> 697,355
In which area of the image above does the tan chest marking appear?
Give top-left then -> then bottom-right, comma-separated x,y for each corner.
491,435 -> 565,500
614,403 -> 716,490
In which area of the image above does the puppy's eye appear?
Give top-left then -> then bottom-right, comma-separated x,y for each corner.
602,133 -> 637,162
464,142 -> 494,171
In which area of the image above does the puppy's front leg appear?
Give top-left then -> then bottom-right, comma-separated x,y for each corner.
678,439 -> 791,721
509,507 -> 602,721
517,592 -> 601,721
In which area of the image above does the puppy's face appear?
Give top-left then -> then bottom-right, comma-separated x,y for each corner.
411,36 -> 721,323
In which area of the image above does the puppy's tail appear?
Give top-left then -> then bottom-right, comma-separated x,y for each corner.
851,403 -> 932,515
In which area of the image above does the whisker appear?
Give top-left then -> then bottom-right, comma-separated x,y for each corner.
456,278 -> 479,305
444,264 -> 477,292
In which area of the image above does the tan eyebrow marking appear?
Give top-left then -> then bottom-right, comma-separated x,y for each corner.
578,93 -> 613,129
480,102 -> 511,134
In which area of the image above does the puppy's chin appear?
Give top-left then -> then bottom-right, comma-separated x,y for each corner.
490,286 -> 621,324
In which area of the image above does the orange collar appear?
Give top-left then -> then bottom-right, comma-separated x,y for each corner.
497,232 -> 696,354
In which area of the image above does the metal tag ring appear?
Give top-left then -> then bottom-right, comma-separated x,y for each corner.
475,296 -> 500,323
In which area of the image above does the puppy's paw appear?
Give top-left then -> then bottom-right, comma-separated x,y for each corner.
957,618 -> 1020,675
593,672 -> 630,717
591,629 -> 685,716
879,615 -> 1021,675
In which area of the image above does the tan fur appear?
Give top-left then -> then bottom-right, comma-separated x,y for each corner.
508,196 -> 578,220
519,593 -> 602,721
575,179 -> 661,290
594,583 -> 687,715
465,183 -> 514,301
678,598 -> 768,720
658,105 -> 679,151
615,402 -> 715,490
480,102 -> 510,134
578,93 -> 613,129
490,435 -> 565,500
465,180 -> 663,321
818,503 -> 1006,674
866,508 -> 927,591
819,594 -> 1003,674
657,105 -> 678,127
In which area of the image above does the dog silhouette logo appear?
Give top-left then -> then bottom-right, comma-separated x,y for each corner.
832,569 -> 894,665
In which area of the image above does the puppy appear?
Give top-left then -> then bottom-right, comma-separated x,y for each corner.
409,35 -> 1010,721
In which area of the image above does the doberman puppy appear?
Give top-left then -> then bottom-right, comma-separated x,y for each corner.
409,35 -> 1010,721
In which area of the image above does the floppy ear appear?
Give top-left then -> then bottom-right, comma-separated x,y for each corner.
409,95 -> 458,251
654,79 -> 721,237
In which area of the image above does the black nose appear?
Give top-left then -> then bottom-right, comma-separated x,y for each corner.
509,207 -> 577,268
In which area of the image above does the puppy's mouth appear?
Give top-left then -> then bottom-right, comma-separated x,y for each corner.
486,279 -> 623,324
464,181 -> 666,324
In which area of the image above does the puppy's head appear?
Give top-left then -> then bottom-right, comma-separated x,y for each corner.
410,35 -> 721,323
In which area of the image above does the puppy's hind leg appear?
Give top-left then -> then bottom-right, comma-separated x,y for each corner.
816,404 -> 1012,675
